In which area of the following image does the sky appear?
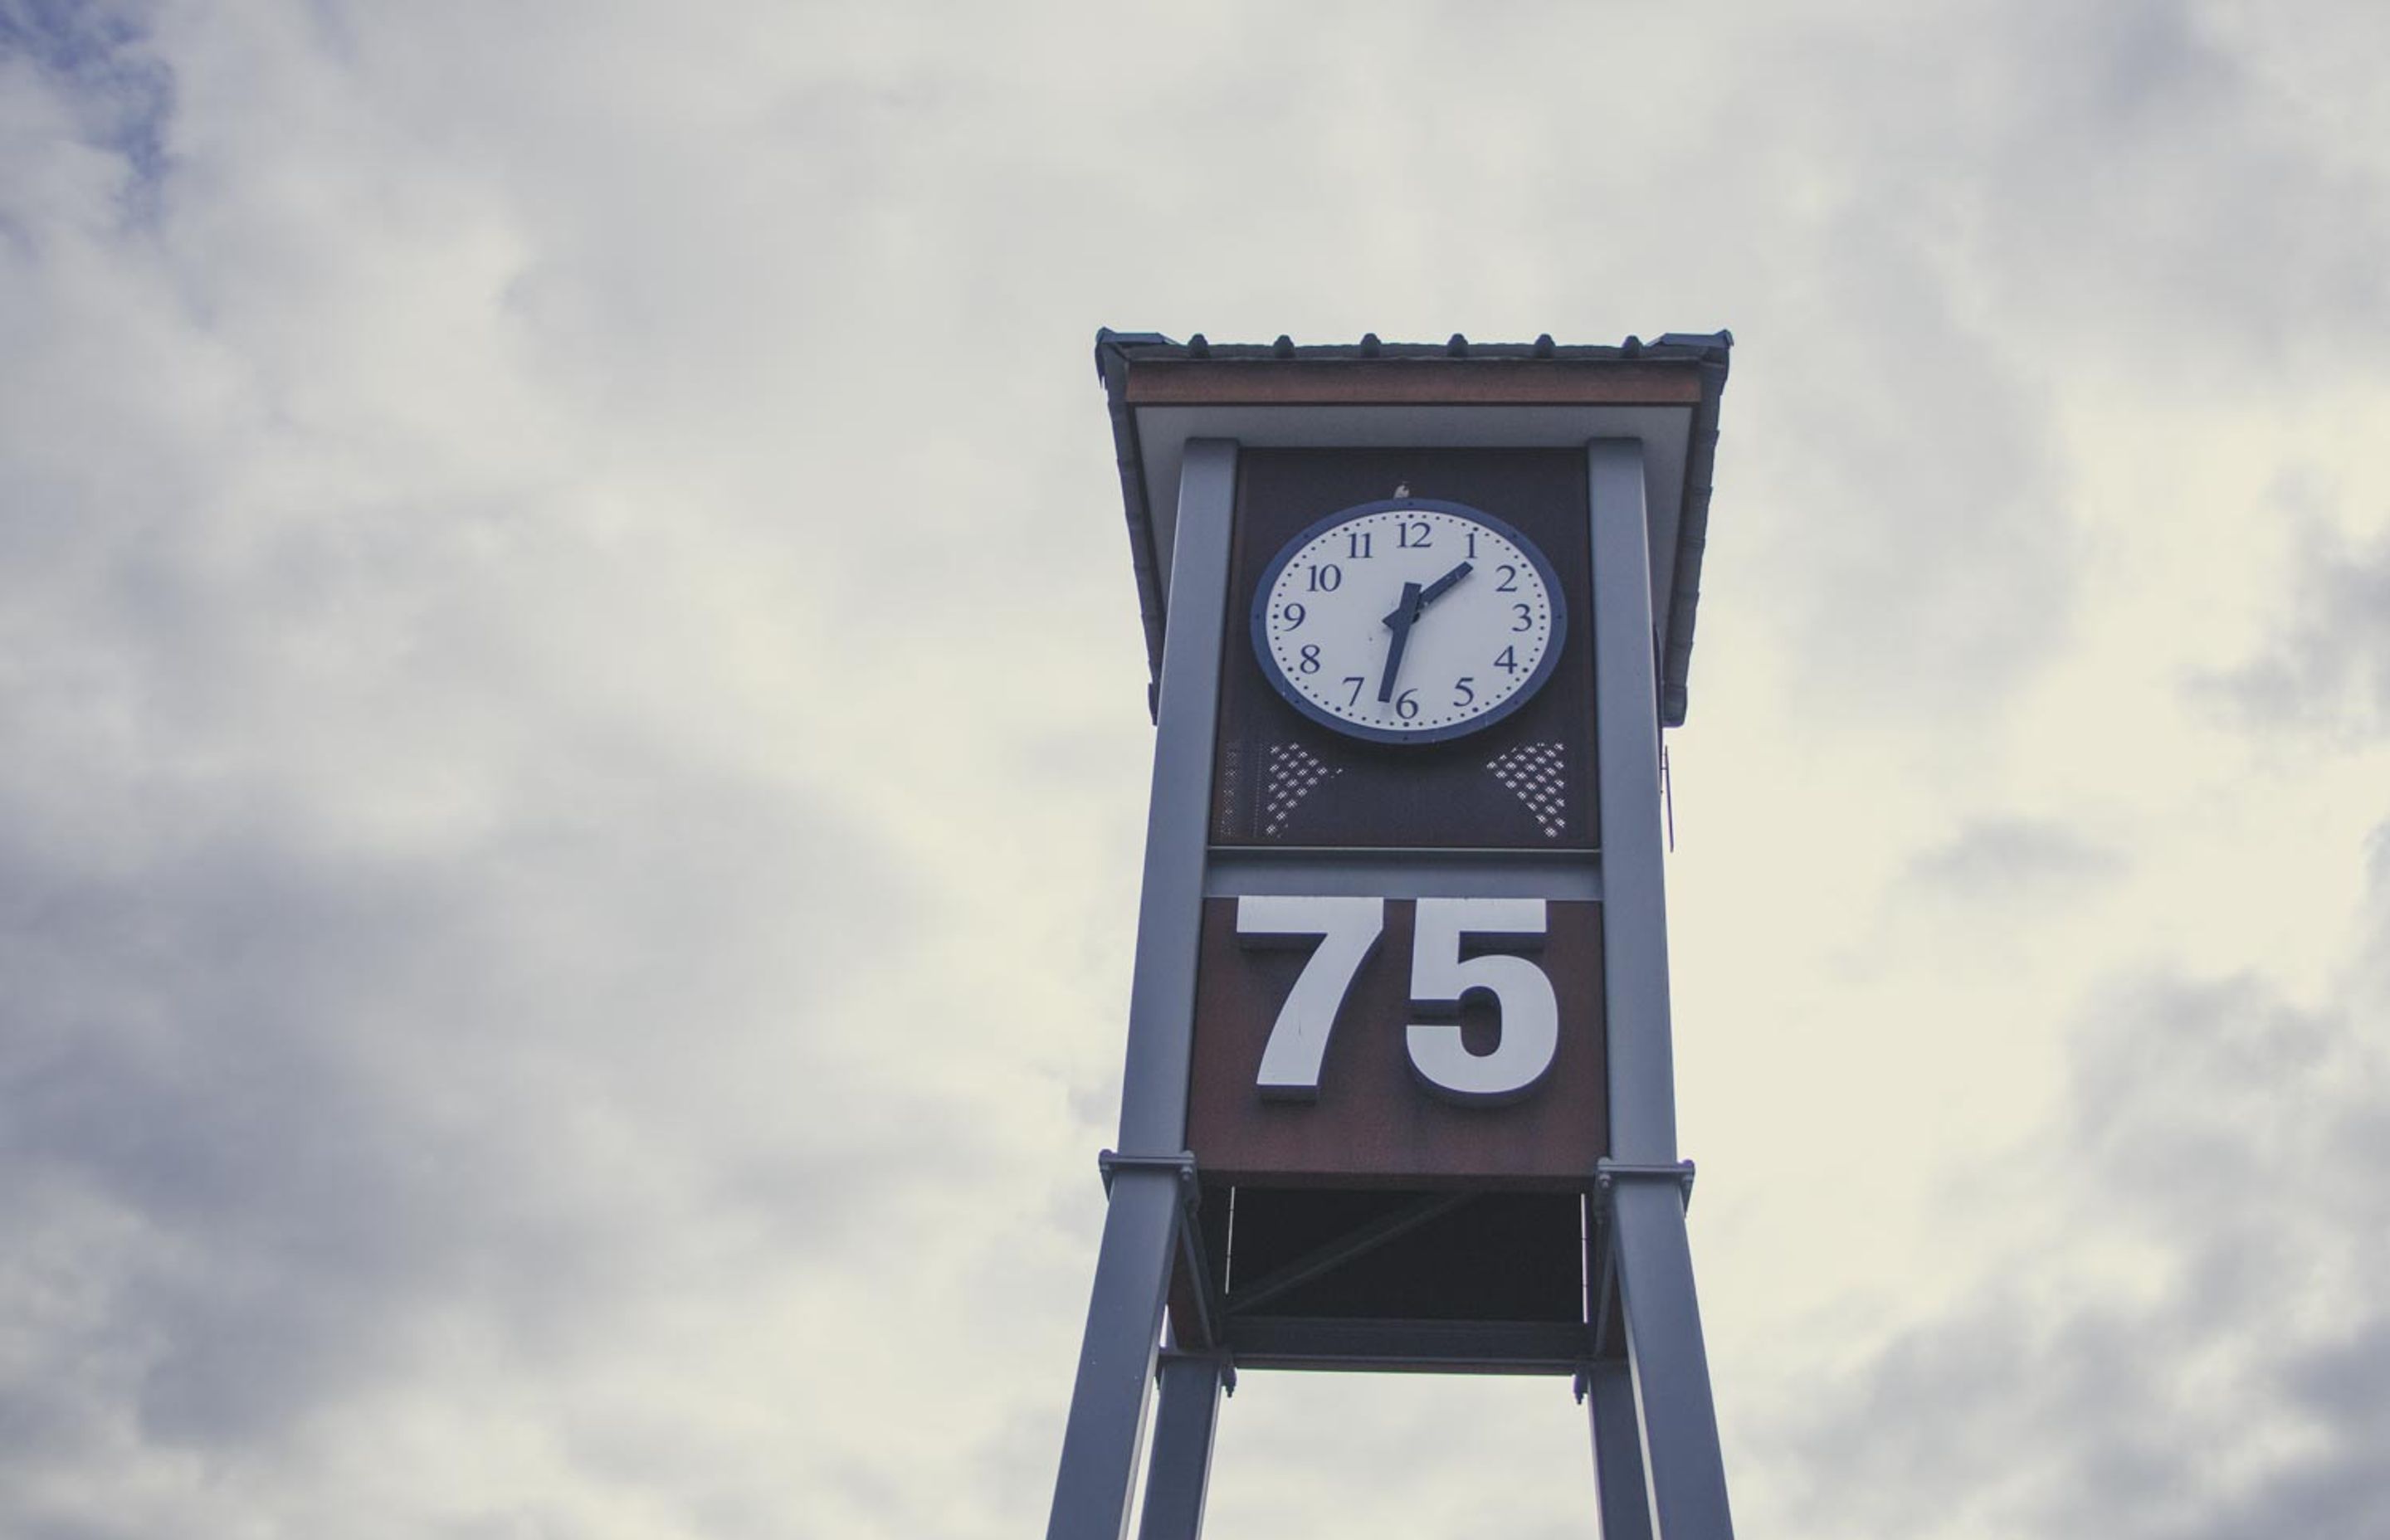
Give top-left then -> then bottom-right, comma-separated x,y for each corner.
3,1 -> 2388,1537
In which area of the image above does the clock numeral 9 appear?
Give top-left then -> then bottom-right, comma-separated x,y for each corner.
1277,601 -> 1307,631
1236,896 -> 1558,1106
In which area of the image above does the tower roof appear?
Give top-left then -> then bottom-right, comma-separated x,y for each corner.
1095,329 -> 1732,726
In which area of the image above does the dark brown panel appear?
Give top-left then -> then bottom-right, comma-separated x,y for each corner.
1186,898 -> 1606,1186
1124,361 -> 1704,407
1211,448 -> 1597,850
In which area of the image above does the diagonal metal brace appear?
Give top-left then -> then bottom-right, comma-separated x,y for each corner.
1223,1191 -> 1474,1317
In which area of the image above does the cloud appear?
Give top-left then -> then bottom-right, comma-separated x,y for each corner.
2200,521 -> 2390,742
1903,817 -> 2123,902
1749,856 -> 2390,1540
0,0 -> 173,215
3,2 -> 2389,1537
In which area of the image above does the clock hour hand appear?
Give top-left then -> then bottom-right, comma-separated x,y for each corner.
1378,581 -> 1422,703
1416,560 -> 1473,609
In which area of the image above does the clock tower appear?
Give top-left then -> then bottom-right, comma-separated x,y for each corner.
1050,330 -> 1737,1540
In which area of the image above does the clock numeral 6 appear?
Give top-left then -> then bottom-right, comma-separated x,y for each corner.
1235,896 -> 1558,1107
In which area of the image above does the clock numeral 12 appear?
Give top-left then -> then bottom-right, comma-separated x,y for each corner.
1235,895 -> 1558,1107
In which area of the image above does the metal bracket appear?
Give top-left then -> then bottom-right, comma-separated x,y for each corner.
1593,1157 -> 1696,1213
1158,1346 -> 1238,1396
1097,1148 -> 1200,1201
1589,1159 -> 1695,1358
1097,1149 -> 1226,1353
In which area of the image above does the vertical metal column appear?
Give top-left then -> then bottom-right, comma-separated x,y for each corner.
1587,438 -> 1734,1540
1046,440 -> 1240,1540
1136,1355 -> 1226,1540
1588,1358 -> 1654,1540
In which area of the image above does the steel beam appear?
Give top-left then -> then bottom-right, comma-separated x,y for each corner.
1136,1354 -> 1226,1540
1588,1357 -> 1653,1540
1046,1168 -> 1183,1540
1588,438 -> 1676,1164
1048,440 -> 1240,1540
1588,441 -> 1733,1538
1607,1172 -> 1734,1538
1118,438 -> 1240,1155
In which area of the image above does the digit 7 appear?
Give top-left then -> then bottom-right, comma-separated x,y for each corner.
1235,896 -> 1386,1100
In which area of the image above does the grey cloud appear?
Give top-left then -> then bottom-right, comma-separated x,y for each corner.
7,2 -> 2390,1537
0,0 -> 173,211
1754,924 -> 2390,1538
1779,0 -> 2390,377
1680,0 -> 2388,719
2200,521 -> 2390,742
1904,816 -> 2123,900
0,746 -> 934,1494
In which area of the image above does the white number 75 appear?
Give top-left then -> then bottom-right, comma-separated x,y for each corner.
1234,895 -> 1558,1106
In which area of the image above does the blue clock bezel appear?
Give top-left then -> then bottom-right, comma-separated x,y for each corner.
1248,497 -> 1570,747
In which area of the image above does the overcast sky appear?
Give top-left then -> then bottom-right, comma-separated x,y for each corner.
4,2 -> 2388,1537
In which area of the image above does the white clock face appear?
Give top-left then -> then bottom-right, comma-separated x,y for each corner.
1251,500 -> 1567,744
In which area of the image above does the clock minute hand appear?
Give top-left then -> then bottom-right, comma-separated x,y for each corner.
1378,581 -> 1423,704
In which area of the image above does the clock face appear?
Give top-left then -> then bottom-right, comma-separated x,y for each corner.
1250,499 -> 1568,745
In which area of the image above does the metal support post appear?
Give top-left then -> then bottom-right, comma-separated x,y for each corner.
1588,440 -> 1734,1539
1046,1167 -> 1183,1540
1588,1357 -> 1653,1540
1605,1168 -> 1733,1539
1047,441 -> 1240,1540
1588,437 -> 1676,1164
1136,1353 -> 1227,1540
1115,438 -> 1240,1157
